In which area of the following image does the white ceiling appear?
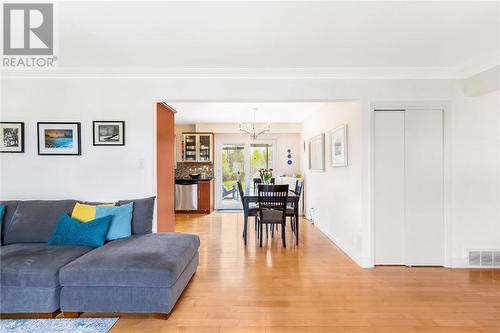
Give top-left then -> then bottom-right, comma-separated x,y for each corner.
169,102 -> 324,124
7,1 -> 499,78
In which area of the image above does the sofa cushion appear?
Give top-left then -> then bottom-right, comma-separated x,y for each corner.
60,233 -> 200,288
95,203 -> 133,241
49,214 -> 112,248
118,197 -> 155,234
0,200 -> 20,244
260,209 -> 286,222
0,243 -> 93,287
4,200 -> 77,244
71,202 -> 116,222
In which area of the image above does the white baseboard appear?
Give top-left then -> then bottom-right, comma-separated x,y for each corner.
450,257 -> 468,268
314,224 -> 373,268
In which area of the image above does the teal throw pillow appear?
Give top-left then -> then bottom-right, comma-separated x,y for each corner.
48,214 -> 112,247
95,202 -> 133,241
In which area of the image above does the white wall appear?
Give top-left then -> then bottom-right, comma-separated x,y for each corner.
173,122 -> 301,177
3,76 -> 498,268
195,122 -> 302,178
301,101 -> 367,266
450,89 -> 500,266
0,79 -> 156,202
210,132 -> 301,179
195,122 -> 302,134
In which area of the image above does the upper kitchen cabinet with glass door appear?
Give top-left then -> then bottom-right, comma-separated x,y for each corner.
182,133 -> 213,162
183,134 -> 197,161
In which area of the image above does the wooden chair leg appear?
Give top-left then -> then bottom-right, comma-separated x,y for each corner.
255,218 -> 260,239
295,217 -> 299,246
281,221 -> 286,248
259,222 -> 263,247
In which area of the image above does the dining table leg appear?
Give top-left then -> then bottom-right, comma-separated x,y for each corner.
294,199 -> 299,246
243,213 -> 248,245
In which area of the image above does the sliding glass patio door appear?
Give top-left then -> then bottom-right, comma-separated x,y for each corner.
215,138 -> 275,210
218,143 -> 246,209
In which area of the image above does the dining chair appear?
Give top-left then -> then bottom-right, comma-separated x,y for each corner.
238,181 -> 258,244
286,179 -> 303,238
257,184 -> 289,248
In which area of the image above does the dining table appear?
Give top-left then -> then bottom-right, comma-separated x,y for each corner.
241,187 -> 300,246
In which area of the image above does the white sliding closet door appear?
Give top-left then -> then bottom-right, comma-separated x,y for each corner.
374,111 -> 406,264
404,109 -> 444,266
374,108 -> 444,266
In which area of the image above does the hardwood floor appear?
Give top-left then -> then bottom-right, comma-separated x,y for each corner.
109,212 -> 500,333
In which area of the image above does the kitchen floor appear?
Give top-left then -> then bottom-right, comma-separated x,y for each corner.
108,212 -> 500,333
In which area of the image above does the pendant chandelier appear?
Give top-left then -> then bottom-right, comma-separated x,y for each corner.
238,108 -> 270,140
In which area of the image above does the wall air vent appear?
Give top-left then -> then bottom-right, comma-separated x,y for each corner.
468,250 -> 500,268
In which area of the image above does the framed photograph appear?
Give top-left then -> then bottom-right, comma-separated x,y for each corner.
330,124 -> 348,167
38,122 -> 81,155
93,121 -> 125,146
308,133 -> 325,172
0,122 -> 25,153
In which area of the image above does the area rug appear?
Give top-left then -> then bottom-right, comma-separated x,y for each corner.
0,318 -> 118,333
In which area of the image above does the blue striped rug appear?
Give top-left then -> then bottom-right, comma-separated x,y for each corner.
0,318 -> 118,333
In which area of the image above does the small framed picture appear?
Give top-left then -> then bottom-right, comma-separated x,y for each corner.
0,122 -> 25,153
308,133 -> 325,172
38,122 -> 81,155
330,124 -> 348,167
93,121 -> 125,146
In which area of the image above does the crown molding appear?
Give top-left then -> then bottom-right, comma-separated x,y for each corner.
0,66 -> 471,79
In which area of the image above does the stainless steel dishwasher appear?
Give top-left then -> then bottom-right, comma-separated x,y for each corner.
175,179 -> 198,211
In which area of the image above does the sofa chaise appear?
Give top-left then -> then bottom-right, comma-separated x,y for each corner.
0,198 -> 199,319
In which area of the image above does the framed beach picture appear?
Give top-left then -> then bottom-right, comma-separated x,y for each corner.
308,133 -> 325,172
330,124 -> 347,167
0,122 -> 24,153
37,122 -> 81,155
93,121 -> 125,146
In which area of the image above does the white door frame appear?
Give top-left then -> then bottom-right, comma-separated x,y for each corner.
215,134 -> 276,210
215,137 -> 246,210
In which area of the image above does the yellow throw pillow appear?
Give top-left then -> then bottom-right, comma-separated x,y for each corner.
71,202 -> 115,222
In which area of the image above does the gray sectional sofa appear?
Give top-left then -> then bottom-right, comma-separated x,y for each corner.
0,198 -> 199,318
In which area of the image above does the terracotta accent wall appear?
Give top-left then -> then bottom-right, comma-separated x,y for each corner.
156,103 -> 175,232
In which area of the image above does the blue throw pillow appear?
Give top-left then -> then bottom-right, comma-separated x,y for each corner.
95,202 -> 133,241
49,214 -> 112,247
0,204 -> 5,246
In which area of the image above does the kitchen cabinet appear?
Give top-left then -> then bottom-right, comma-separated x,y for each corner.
182,133 -> 213,162
197,179 -> 214,213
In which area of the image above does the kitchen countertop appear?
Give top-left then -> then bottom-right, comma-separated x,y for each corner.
175,177 -> 215,181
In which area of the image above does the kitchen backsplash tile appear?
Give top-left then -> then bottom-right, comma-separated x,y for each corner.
176,162 -> 214,179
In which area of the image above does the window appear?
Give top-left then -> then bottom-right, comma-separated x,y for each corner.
249,143 -> 273,179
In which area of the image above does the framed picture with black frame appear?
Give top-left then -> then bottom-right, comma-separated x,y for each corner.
0,122 -> 25,153
37,122 -> 81,155
93,121 -> 125,146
